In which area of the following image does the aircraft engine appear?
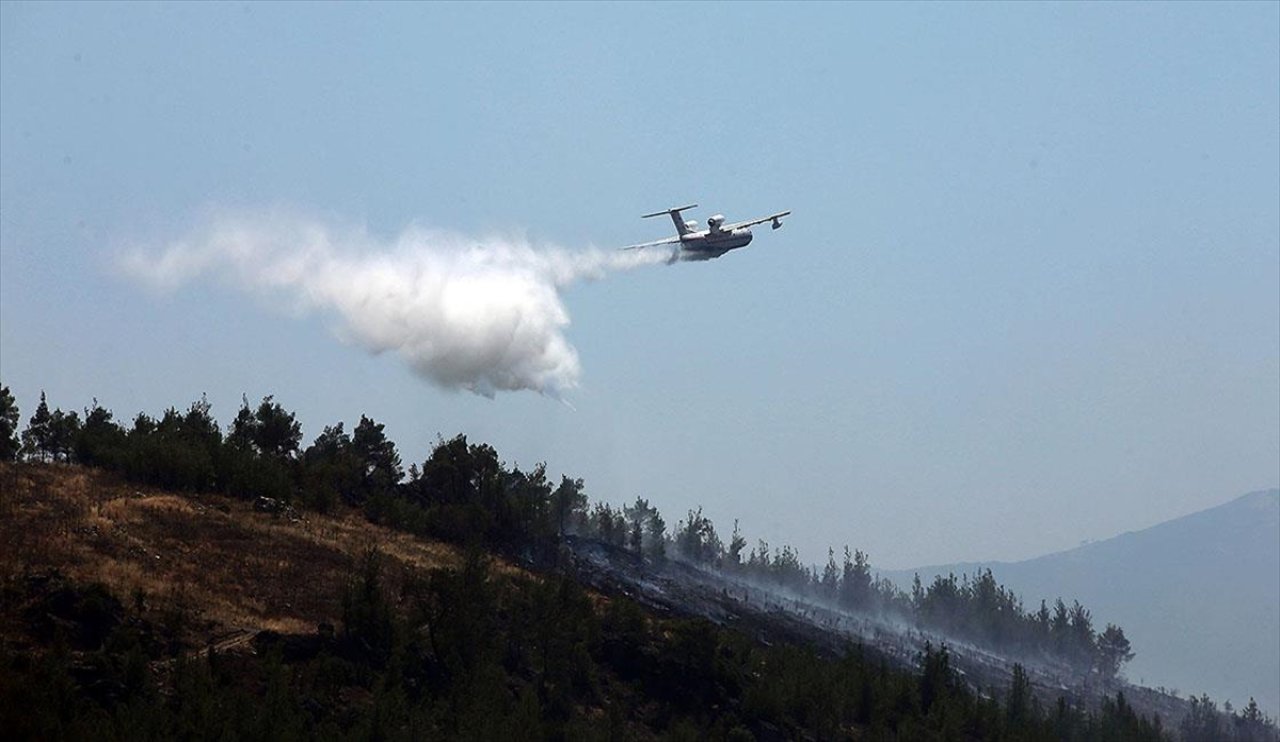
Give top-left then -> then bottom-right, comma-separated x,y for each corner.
707,214 -> 725,233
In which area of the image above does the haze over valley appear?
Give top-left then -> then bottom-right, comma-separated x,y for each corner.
887,489 -> 1280,716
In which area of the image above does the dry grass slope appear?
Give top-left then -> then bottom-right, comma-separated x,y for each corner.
0,463 -> 505,648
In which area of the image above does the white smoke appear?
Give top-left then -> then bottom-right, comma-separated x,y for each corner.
119,211 -> 671,398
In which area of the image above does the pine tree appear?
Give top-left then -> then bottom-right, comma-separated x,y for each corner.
550,476 -> 587,537
840,548 -> 873,611
1096,623 -> 1134,680
75,400 -> 126,467
227,395 -> 258,452
0,384 -> 19,461
252,395 -> 302,459
820,548 -> 840,601
726,520 -> 747,570
646,510 -> 667,561
1006,663 -> 1032,727
352,415 -> 402,501
1068,600 -> 1096,668
47,408 -> 80,463
301,422 -> 358,510
21,391 -> 53,462
623,497 -> 656,555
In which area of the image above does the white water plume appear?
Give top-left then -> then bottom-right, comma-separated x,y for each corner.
119,211 -> 671,398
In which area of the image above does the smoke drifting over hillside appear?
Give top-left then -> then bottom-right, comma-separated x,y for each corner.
120,212 -> 670,397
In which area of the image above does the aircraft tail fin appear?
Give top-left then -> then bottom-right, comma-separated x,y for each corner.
641,203 -> 698,236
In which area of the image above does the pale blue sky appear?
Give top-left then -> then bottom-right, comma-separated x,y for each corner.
2,1 -> 1277,569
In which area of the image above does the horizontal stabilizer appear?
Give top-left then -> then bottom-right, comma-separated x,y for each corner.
641,203 -> 698,219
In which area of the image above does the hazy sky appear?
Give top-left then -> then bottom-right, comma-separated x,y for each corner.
2,2 -> 1277,570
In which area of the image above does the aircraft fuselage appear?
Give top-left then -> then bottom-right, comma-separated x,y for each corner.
677,229 -> 753,261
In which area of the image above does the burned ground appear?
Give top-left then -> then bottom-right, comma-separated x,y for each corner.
562,535 -> 1197,732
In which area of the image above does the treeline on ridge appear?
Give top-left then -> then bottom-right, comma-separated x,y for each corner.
0,387 -> 1123,668
1,386 -> 1130,679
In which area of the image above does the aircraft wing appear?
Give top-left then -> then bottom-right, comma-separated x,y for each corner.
621,235 -> 682,251
722,210 -> 792,232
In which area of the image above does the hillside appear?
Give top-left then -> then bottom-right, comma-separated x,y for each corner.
0,462 -> 1197,741
0,462 -> 473,646
885,490 -> 1280,716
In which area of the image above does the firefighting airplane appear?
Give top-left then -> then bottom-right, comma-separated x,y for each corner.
623,203 -> 791,261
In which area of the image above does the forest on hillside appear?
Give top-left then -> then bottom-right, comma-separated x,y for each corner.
1,384 -> 1275,741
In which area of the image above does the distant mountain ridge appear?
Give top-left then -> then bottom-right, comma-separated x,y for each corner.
884,489 -> 1280,716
